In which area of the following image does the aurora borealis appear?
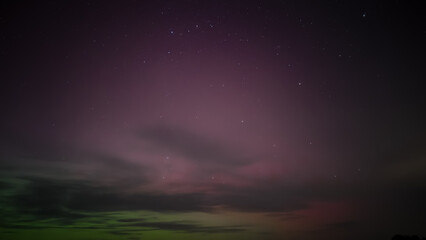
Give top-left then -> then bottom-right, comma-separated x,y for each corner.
1,1 -> 425,240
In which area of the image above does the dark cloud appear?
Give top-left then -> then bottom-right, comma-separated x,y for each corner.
118,218 -> 148,223
4,174 -> 360,219
124,220 -> 246,233
323,220 -> 357,230
139,125 -> 252,168
0,133 -> 150,189
0,175 -> 302,228
110,219 -> 247,236
0,177 -> 246,235
9,177 -> 208,216
10,177 -> 90,222
211,184 -> 309,212
207,179 -> 365,213
0,180 -> 11,190
0,224 -> 50,230
5,159 -> 425,224
265,212 -> 304,222
108,230 -> 133,235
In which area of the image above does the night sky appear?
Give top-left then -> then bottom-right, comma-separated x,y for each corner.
1,1 -> 425,240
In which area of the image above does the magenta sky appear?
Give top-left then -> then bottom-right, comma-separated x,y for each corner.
1,1 -> 426,240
